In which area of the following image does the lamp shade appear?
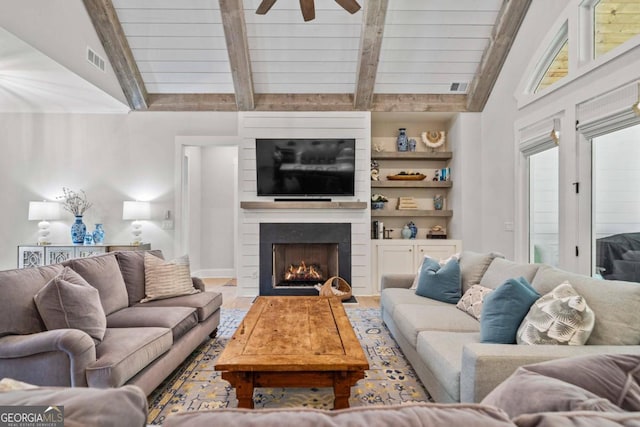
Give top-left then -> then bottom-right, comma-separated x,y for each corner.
122,201 -> 151,220
28,201 -> 61,221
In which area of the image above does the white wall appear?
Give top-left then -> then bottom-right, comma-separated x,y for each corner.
448,112 -> 482,250
0,111 -> 237,270
480,0 -> 569,258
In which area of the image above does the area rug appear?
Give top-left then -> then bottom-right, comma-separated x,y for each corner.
147,308 -> 431,424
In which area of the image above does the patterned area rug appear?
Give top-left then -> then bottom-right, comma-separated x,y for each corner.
147,308 -> 431,425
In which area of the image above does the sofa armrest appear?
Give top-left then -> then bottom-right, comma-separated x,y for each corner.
460,343 -> 640,404
191,276 -> 206,292
0,329 -> 96,387
380,274 -> 415,290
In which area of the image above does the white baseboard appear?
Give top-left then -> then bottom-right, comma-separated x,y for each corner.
193,268 -> 235,278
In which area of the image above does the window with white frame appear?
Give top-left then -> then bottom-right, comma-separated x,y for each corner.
593,0 -> 640,59
531,22 -> 569,94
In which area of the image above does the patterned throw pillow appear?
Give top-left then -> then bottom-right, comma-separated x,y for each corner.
517,281 -> 595,345
456,285 -> 493,320
141,253 -> 200,303
410,253 -> 460,290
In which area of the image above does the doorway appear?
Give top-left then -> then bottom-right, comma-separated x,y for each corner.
175,136 -> 241,279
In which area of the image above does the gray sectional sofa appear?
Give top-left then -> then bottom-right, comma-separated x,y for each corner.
0,250 -> 222,395
380,251 -> 640,403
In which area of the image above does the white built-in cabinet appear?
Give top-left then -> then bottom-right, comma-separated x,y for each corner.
371,239 -> 462,293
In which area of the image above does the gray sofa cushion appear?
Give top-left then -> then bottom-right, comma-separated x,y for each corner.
479,258 -> 541,290
531,265 -> 640,345
87,327 -> 172,388
482,367 -> 623,418
0,264 -> 63,337
115,250 -> 164,305
34,267 -> 107,344
394,303 -> 479,346
63,253 -> 129,316
134,291 -> 222,322
460,251 -> 505,293
162,403 -> 515,427
417,331 -> 480,403
106,306 -> 198,341
0,384 -> 147,427
381,288 -> 447,317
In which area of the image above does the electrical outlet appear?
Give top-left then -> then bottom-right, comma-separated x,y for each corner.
161,220 -> 174,230
504,221 -> 514,231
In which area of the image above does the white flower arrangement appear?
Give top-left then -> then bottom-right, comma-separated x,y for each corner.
58,187 -> 92,216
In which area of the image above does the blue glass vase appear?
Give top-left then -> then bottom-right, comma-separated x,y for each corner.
71,216 -> 86,244
92,224 -> 105,244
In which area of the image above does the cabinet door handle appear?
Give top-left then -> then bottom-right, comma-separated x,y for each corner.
409,249 -> 412,252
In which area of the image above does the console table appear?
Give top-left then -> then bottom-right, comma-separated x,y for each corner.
17,243 -> 151,268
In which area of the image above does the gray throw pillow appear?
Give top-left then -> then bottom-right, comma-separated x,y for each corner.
459,251 -> 504,293
482,367 -> 623,419
517,281 -> 595,345
34,267 -> 106,344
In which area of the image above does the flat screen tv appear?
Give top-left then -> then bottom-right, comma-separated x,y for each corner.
256,138 -> 356,197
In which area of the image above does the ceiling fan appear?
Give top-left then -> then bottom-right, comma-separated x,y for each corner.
256,0 -> 361,22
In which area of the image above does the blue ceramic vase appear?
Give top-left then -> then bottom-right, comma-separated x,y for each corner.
397,128 -> 408,152
408,221 -> 418,239
92,224 -> 105,244
71,216 -> 86,244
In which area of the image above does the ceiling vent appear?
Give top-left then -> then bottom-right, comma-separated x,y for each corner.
449,82 -> 468,93
87,47 -> 105,72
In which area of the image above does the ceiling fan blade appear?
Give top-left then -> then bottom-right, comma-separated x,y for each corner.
334,0 -> 361,14
300,0 -> 315,21
256,0 -> 277,15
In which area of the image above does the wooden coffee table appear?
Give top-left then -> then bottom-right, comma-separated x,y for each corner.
215,296 -> 369,409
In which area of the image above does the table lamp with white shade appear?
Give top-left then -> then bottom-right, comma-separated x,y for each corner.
28,201 -> 61,245
122,201 -> 151,245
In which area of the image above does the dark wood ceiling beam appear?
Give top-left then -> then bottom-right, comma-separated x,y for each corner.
354,0 -> 388,110
466,0 -> 532,112
82,0 -> 147,110
219,0 -> 255,110
373,94 -> 468,112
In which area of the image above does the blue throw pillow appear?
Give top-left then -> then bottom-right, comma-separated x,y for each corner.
415,257 -> 462,304
480,277 -> 541,344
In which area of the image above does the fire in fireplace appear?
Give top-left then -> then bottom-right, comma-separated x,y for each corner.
284,261 -> 323,282
272,243 -> 337,288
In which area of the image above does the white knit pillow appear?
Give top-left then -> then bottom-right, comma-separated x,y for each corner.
141,253 -> 200,303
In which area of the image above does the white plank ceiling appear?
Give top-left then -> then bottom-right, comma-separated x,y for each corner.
112,0 -> 501,96
376,0 -> 501,94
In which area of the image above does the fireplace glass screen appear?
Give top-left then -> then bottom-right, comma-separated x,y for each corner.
272,243 -> 338,287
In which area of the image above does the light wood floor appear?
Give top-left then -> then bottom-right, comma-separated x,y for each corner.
203,278 -> 380,309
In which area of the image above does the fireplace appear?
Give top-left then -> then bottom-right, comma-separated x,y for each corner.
259,223 -> 351,296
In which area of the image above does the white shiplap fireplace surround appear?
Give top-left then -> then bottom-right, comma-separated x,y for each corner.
237,112 -> 372,297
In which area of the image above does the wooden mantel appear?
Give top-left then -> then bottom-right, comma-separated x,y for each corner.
240,201 -> 368,210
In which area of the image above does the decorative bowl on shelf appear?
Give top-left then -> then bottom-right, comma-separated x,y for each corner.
387,173 -> 426,181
